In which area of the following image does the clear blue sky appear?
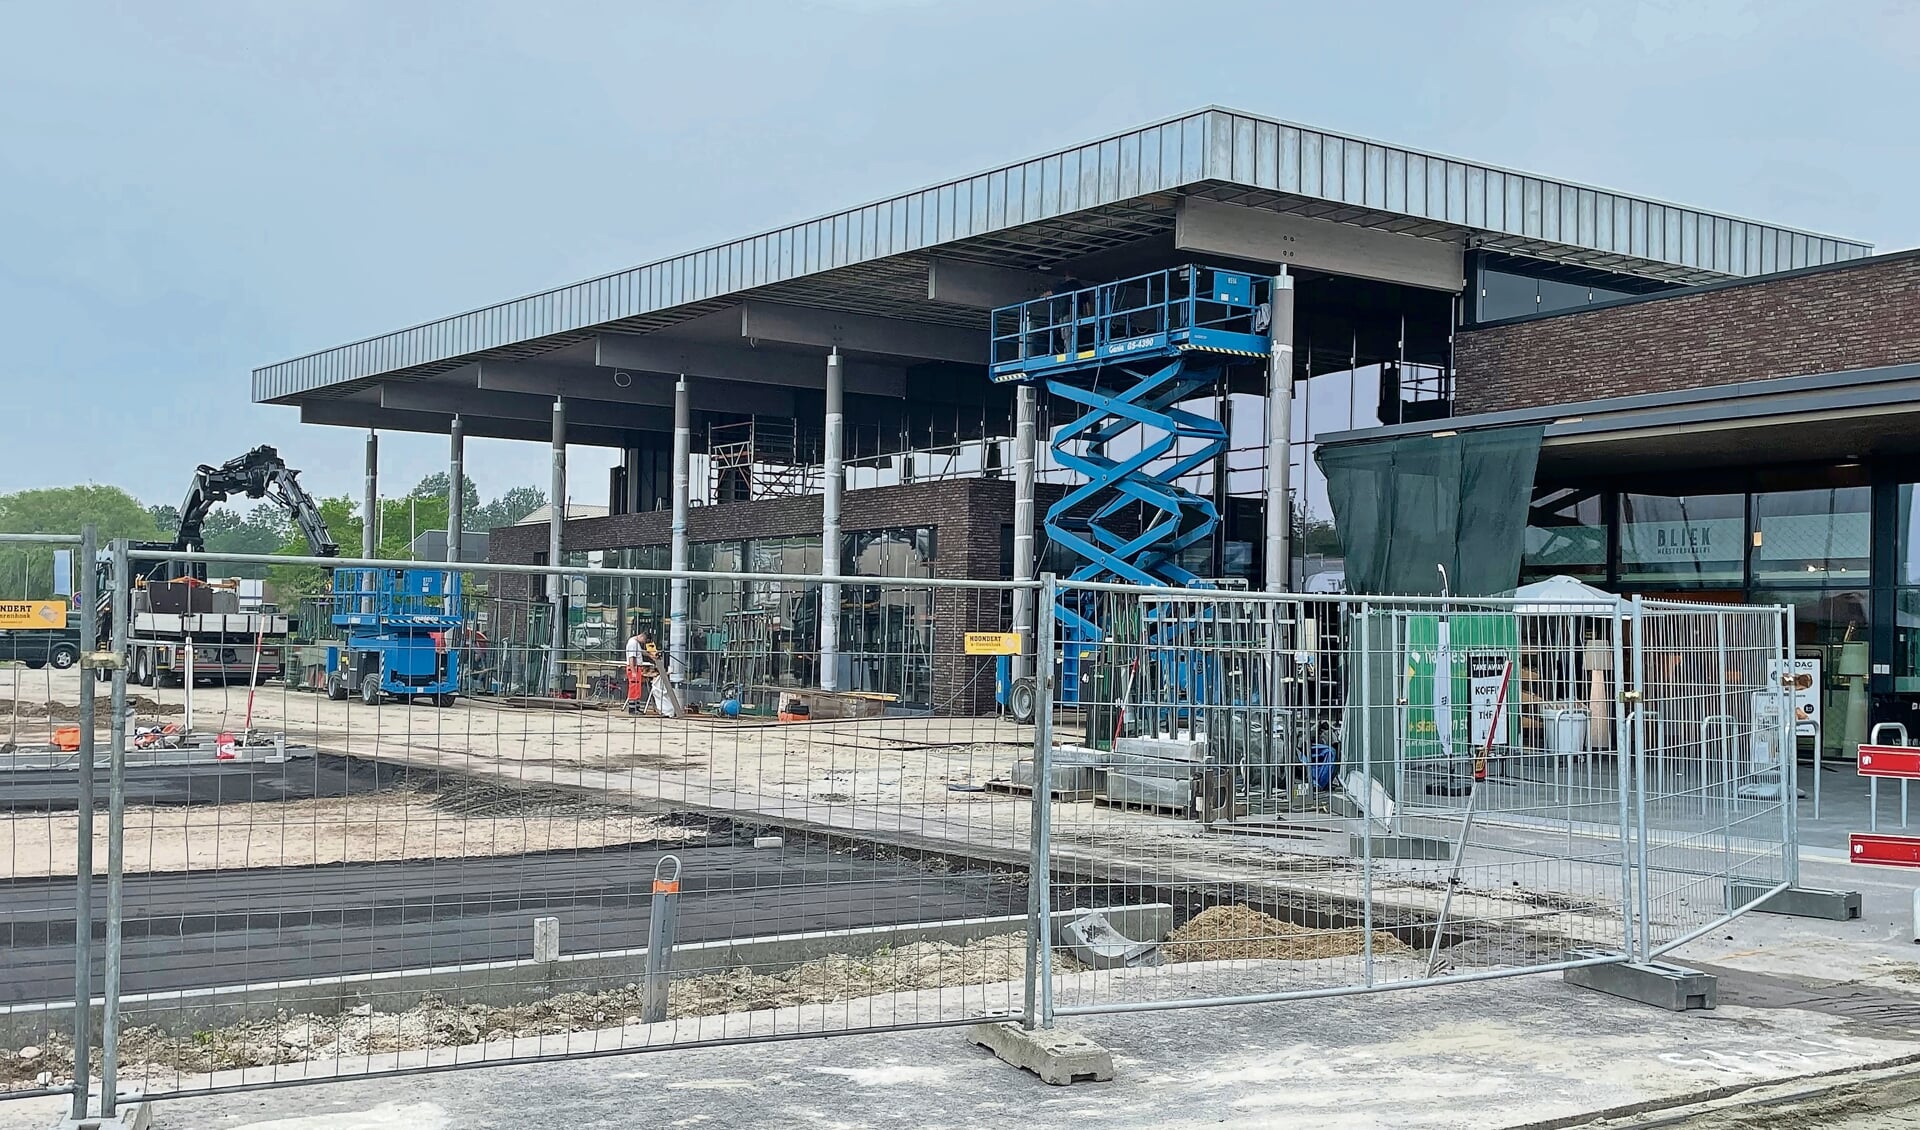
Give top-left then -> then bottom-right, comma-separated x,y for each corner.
2,0 -> 1913,505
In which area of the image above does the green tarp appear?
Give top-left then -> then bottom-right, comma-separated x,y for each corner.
1316,426 -> 1543,596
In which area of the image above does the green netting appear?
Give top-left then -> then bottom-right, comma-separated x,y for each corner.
1316,425 -> 1543,596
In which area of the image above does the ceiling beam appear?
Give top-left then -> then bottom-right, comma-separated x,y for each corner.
1175,197 -> 1465,292
738,301 -> 981,366
926,256 -> 1057,309
298,400 -> 634,448
594,334 -> 906,397
379,384 -> 675,433
468,361 -> 798,417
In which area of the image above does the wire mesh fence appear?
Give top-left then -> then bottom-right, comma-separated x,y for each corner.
1032,581 -> 1795,1021
0,543 -> 1799,1110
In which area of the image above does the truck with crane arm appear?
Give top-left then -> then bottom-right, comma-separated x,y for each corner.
101,445 -> 339,688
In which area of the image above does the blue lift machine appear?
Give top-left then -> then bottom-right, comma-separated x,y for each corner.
323,567 -> 463,706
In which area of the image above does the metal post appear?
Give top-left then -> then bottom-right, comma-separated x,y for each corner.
1024,572 -> 1058,1029
68,526 -> 97,1120
100,538 -> 130,1118
362,430 -> 378,558
1263,272 -> 1295,593
1630,595 -> 1653,963
183,635 -> 194,733
1613,608 -> 1635,957
548,398 -> 567,695
670,378 -> 691,684
820,349 -> 844,693
1011,385 -> 1037,684
447,414 -> 465,564
642,855 -> 681,1023
1357,598 -> 1375,987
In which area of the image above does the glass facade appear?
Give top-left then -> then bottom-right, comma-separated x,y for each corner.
563,527 -> 936,708
1522,472 -> 1894,681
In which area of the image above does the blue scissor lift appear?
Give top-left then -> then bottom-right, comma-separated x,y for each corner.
989,265 -> 1275,709
324,567 -> 463,706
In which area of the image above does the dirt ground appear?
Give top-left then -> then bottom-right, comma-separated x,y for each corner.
0,932 -> 1052,1090
3,787 -> 701,879
1164,903 -> 1413,963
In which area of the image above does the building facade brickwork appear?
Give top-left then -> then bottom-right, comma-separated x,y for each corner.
1456,251 -> 1920,414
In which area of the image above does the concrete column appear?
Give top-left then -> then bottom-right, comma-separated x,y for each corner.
362,430 -> 378,558
820,348 -> 844,692
1264,273 -> 1296,593
1011,385 -> 1037,683
548,398 -> 567,694
669,377 -> 691,684
446,415 -> 465,564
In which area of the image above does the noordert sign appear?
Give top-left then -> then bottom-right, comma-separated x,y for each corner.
0,600 -> 68,629
964,632 -> 1023,656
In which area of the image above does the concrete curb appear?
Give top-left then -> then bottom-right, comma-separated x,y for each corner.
2,903 -> 1173,1045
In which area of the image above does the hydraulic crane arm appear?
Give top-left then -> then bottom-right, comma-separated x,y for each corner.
172,445 -> 340,557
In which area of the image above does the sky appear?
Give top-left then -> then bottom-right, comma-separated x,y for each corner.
1,0 -> 1915,508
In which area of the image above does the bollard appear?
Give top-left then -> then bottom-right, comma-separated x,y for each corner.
532,916 -> 560,963
642,855 -> 681,1024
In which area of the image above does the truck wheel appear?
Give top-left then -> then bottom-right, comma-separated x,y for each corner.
432,694 -> 457,708
1007,676 -> 1037,725
360,674 -> 382,705
23,660 -> 45,671
326,671 -> 348,701
50,645 -> 78,671
138,651 -> 156,688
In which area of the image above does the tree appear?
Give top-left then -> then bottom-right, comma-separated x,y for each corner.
0,485 -> 157,599
409,472 -> 481,513
269,496 -> 361,600
471,485 -> 546,531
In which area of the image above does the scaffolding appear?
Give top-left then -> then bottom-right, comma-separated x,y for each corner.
708,417 -> 820,502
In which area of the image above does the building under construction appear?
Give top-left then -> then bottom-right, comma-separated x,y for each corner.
253,106 -> 1883,714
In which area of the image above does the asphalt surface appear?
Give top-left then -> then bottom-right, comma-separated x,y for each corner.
1,839 -> 1021,1005
0,750 -> 409,811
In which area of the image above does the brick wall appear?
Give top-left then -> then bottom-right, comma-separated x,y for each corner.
1456,251 -> 1920,414
488,478 -> 1059,714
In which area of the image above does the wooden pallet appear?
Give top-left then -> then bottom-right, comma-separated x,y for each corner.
1093,795 -> 1251,819
984,780 -> 1098,803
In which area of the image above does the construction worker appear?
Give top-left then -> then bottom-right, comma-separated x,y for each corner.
625,627 -> 653,715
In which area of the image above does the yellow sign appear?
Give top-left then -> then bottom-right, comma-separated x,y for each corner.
0,600 -> 68,630
964,632 -> 1022,656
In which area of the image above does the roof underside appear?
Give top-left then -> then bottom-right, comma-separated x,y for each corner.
255,107 -> 1872,443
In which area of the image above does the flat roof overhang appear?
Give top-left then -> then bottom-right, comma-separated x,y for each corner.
1319,362 -> 1920,479
253,107 -> 1871,448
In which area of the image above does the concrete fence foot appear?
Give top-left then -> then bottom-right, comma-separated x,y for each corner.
55,1091 -> 153,1130
1565,950 -> 1716,1012
1726,881 -> 1862,921
968,1022 -> 1114,1085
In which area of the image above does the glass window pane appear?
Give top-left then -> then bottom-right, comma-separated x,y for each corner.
1897,590 -> 1920,689
1618,493 -> 1743,586
1536,278 -> 1588,315
1894,485 -> 1920,586
1524,488 -> 1606,579
1751,586 -> 1870,653
1751,487 -> 1870,584
1479,268 -> 1537,321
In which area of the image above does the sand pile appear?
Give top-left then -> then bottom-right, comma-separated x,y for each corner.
1162,904 -> 1412,963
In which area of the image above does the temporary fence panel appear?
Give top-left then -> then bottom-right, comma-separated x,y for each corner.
2,546 -> 1041,1105
0,545 -> 1798,1109
1031,582 -> 1787,1020
1629,598 -> 1796,958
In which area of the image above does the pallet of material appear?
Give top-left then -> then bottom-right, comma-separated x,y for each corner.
985,779 -> 1098,802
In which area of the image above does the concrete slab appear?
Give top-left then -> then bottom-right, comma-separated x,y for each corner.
968,1022 -> 1114,1085
1727,880 -> 1864,921
51,1093 -> 151,1130
1358,834 -> 1452,860
7,966 -> 1917,1130
1564,949 -> 1716,1011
